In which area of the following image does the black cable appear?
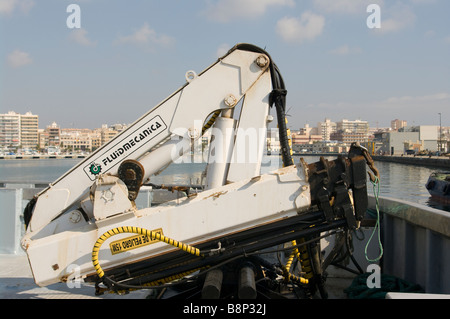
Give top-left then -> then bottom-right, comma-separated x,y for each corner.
327,230 -> 364,276
97,229 -> 342,293
345,230 -> 364,274
228,44 -> 293,167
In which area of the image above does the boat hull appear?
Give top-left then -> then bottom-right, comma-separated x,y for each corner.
425,172 -> 450,203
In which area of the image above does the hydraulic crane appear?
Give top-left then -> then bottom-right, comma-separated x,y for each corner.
21,43 -> 378,299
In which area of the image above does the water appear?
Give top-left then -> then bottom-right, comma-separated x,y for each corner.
1,155 -> 449,212
307,156 -> 450,212
0,158 -> 82,183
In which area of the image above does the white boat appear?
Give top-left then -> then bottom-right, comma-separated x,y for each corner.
1,182 -> 449,299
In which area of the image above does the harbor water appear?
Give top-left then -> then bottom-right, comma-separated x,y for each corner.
0,155 -> 449,213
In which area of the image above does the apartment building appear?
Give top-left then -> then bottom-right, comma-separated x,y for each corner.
60,128 -> 100,152
331,119 -> 370,144
38,122 -> 61,149
0,111 -> 38,149
47,122 -> 61,147
391,119 -> 407,131
330,131 -> 368,144
315,118 -> 336,141
336,119 -> 369,135
0,111 -> 20,149
20,112 -> 39,148
291,124 -> 322,145
99,124 -> 124,145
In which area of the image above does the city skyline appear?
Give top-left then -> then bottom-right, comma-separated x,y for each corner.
2,109 -> 448,155
1,1 -> 450,130
6,109 -> 449,133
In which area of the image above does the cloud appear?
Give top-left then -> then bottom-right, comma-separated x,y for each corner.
383,93 -> 450,104
204,0 -> 295,23
313,0 -> 433,34
7,49 -> 32,68
304,92 -> 450,126
276,12 -> 325,44
329,45 -> 362,55
115,23 -> 175,49
0,0 -> 34,15
376,3 -> 416,33
69,29 -> 96,46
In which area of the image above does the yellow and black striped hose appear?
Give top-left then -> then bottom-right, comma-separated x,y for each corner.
92,226 -> 202,280
282,240 -> 309,285
202,110 -> 222,135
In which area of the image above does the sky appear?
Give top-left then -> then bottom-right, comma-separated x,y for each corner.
1,0 -> 449,131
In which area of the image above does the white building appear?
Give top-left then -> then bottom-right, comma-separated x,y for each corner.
266,128 -> 280,153
315,119 -> 336,141
336,119 -> 369,135
0,111 -> 39,150
374,126 -> 440,155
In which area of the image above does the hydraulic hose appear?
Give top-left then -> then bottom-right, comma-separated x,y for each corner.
202,110 -> 221,135
282,240 -> 309,285
92,226 -> 202,280
91,226 -> 341,294
274,92 -> 294,167
282,254 -> 309,285
226,44 -> 294,167
297,238 -> 314,282
92,45 -> 303,295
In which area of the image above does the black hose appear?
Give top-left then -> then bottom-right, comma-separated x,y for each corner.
97,228 -> 341,293
227,44 -> 293,167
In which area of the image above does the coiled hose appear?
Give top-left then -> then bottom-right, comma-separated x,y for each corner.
92,226 -> 202,280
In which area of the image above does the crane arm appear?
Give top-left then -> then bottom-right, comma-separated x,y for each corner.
25,44 -> 276,233
20,44 -> 376,299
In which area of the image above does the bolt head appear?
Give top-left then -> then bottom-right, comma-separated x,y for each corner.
69,210 -> 82,223
224,94 -> 237,107
256,55 -> 269,68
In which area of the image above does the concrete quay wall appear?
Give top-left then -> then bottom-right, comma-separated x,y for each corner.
372,155 -> 450,170
0,155 -> 86,160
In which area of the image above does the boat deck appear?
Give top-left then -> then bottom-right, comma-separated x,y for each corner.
0,254 -> 150,299
0,253 -> 356,299
2,181 -> 450,300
